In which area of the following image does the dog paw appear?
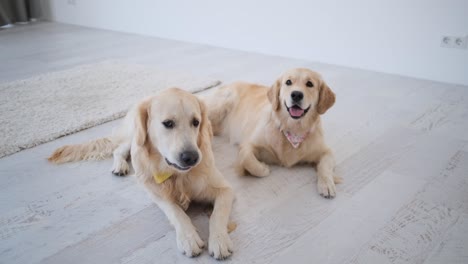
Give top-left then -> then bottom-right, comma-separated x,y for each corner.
317,177 -> 336,199
112,160 -> 129,176
247,162 -> 270,177
177,230 -> 205,257
209,231 -> 233,260
257,163 -> 270,177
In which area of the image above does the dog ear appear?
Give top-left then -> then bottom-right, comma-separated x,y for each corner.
267,79 -> 281,111
134,100 -> 150,146
317,81 -> 336,114
197,99 -> 213,148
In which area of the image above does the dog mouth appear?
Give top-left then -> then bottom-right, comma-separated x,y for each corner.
165,158 -> 192,171
284,101 -> 310,119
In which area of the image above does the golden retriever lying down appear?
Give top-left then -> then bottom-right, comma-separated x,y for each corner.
204,68 -> 340,198
49,88 -> 234,259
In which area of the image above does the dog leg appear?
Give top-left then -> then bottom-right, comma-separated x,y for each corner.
316,150 -> 336,199
208,178 -> 234,260
238,142 -> 270,177
144,182 -> 204,257
202,87 -> 234,136
111,141 -> 130,176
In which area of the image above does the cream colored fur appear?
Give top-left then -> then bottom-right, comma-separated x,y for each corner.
204,68 -> 340,198
48,138 -> 116,164
49,88 -> 234,259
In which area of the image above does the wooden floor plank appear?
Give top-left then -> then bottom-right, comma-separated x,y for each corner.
351,150 -> 468,264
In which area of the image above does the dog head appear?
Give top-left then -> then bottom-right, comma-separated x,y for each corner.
267,68 -> 335,121
134,88 -> 211,173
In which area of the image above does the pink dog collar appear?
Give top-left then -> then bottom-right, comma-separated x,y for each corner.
283,130 -> 309,148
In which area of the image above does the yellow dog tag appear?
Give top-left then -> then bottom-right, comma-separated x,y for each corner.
153,172 -> 173,184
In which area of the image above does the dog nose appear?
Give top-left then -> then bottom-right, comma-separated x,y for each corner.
179,150 -> 199,167
291,91 -> 303,102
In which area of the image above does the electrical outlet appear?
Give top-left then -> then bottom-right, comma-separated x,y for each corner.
441,36 -> 452,48
441,35 -> 468,49
454,36 -> 468,49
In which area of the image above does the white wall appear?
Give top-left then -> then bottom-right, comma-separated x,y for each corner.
44,0 -> 468,85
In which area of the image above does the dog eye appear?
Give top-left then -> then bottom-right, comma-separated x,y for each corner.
162,120 -> 174,129
306,81 -> 314,87
192,118 -> 200,127
285,80 -> 292,86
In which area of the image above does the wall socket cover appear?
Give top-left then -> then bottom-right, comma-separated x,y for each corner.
441,35 -> 468,49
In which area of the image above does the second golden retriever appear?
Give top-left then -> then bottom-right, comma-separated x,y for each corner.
204,68 -> 340,198
49,88 -> 234,259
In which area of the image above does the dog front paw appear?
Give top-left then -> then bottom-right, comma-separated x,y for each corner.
176,230 -> 205,257
317,177 -> 336,199
209,231 -> 233,260
244,162 -> 270,177
112,160 -> 129,176
256,163 -> 270,177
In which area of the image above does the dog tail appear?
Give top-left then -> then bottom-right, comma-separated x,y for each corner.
48,137 -> 116,164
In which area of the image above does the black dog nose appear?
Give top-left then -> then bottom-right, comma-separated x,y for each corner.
291,91 -> 304,102
179,151 -> 199,167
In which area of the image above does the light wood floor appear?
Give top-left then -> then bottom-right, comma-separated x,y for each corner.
1,22 -> 467,264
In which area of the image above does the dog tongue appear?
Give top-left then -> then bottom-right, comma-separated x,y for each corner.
289,107 -> 304,117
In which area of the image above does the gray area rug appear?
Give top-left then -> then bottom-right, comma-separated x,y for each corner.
0,61 -> 221,158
